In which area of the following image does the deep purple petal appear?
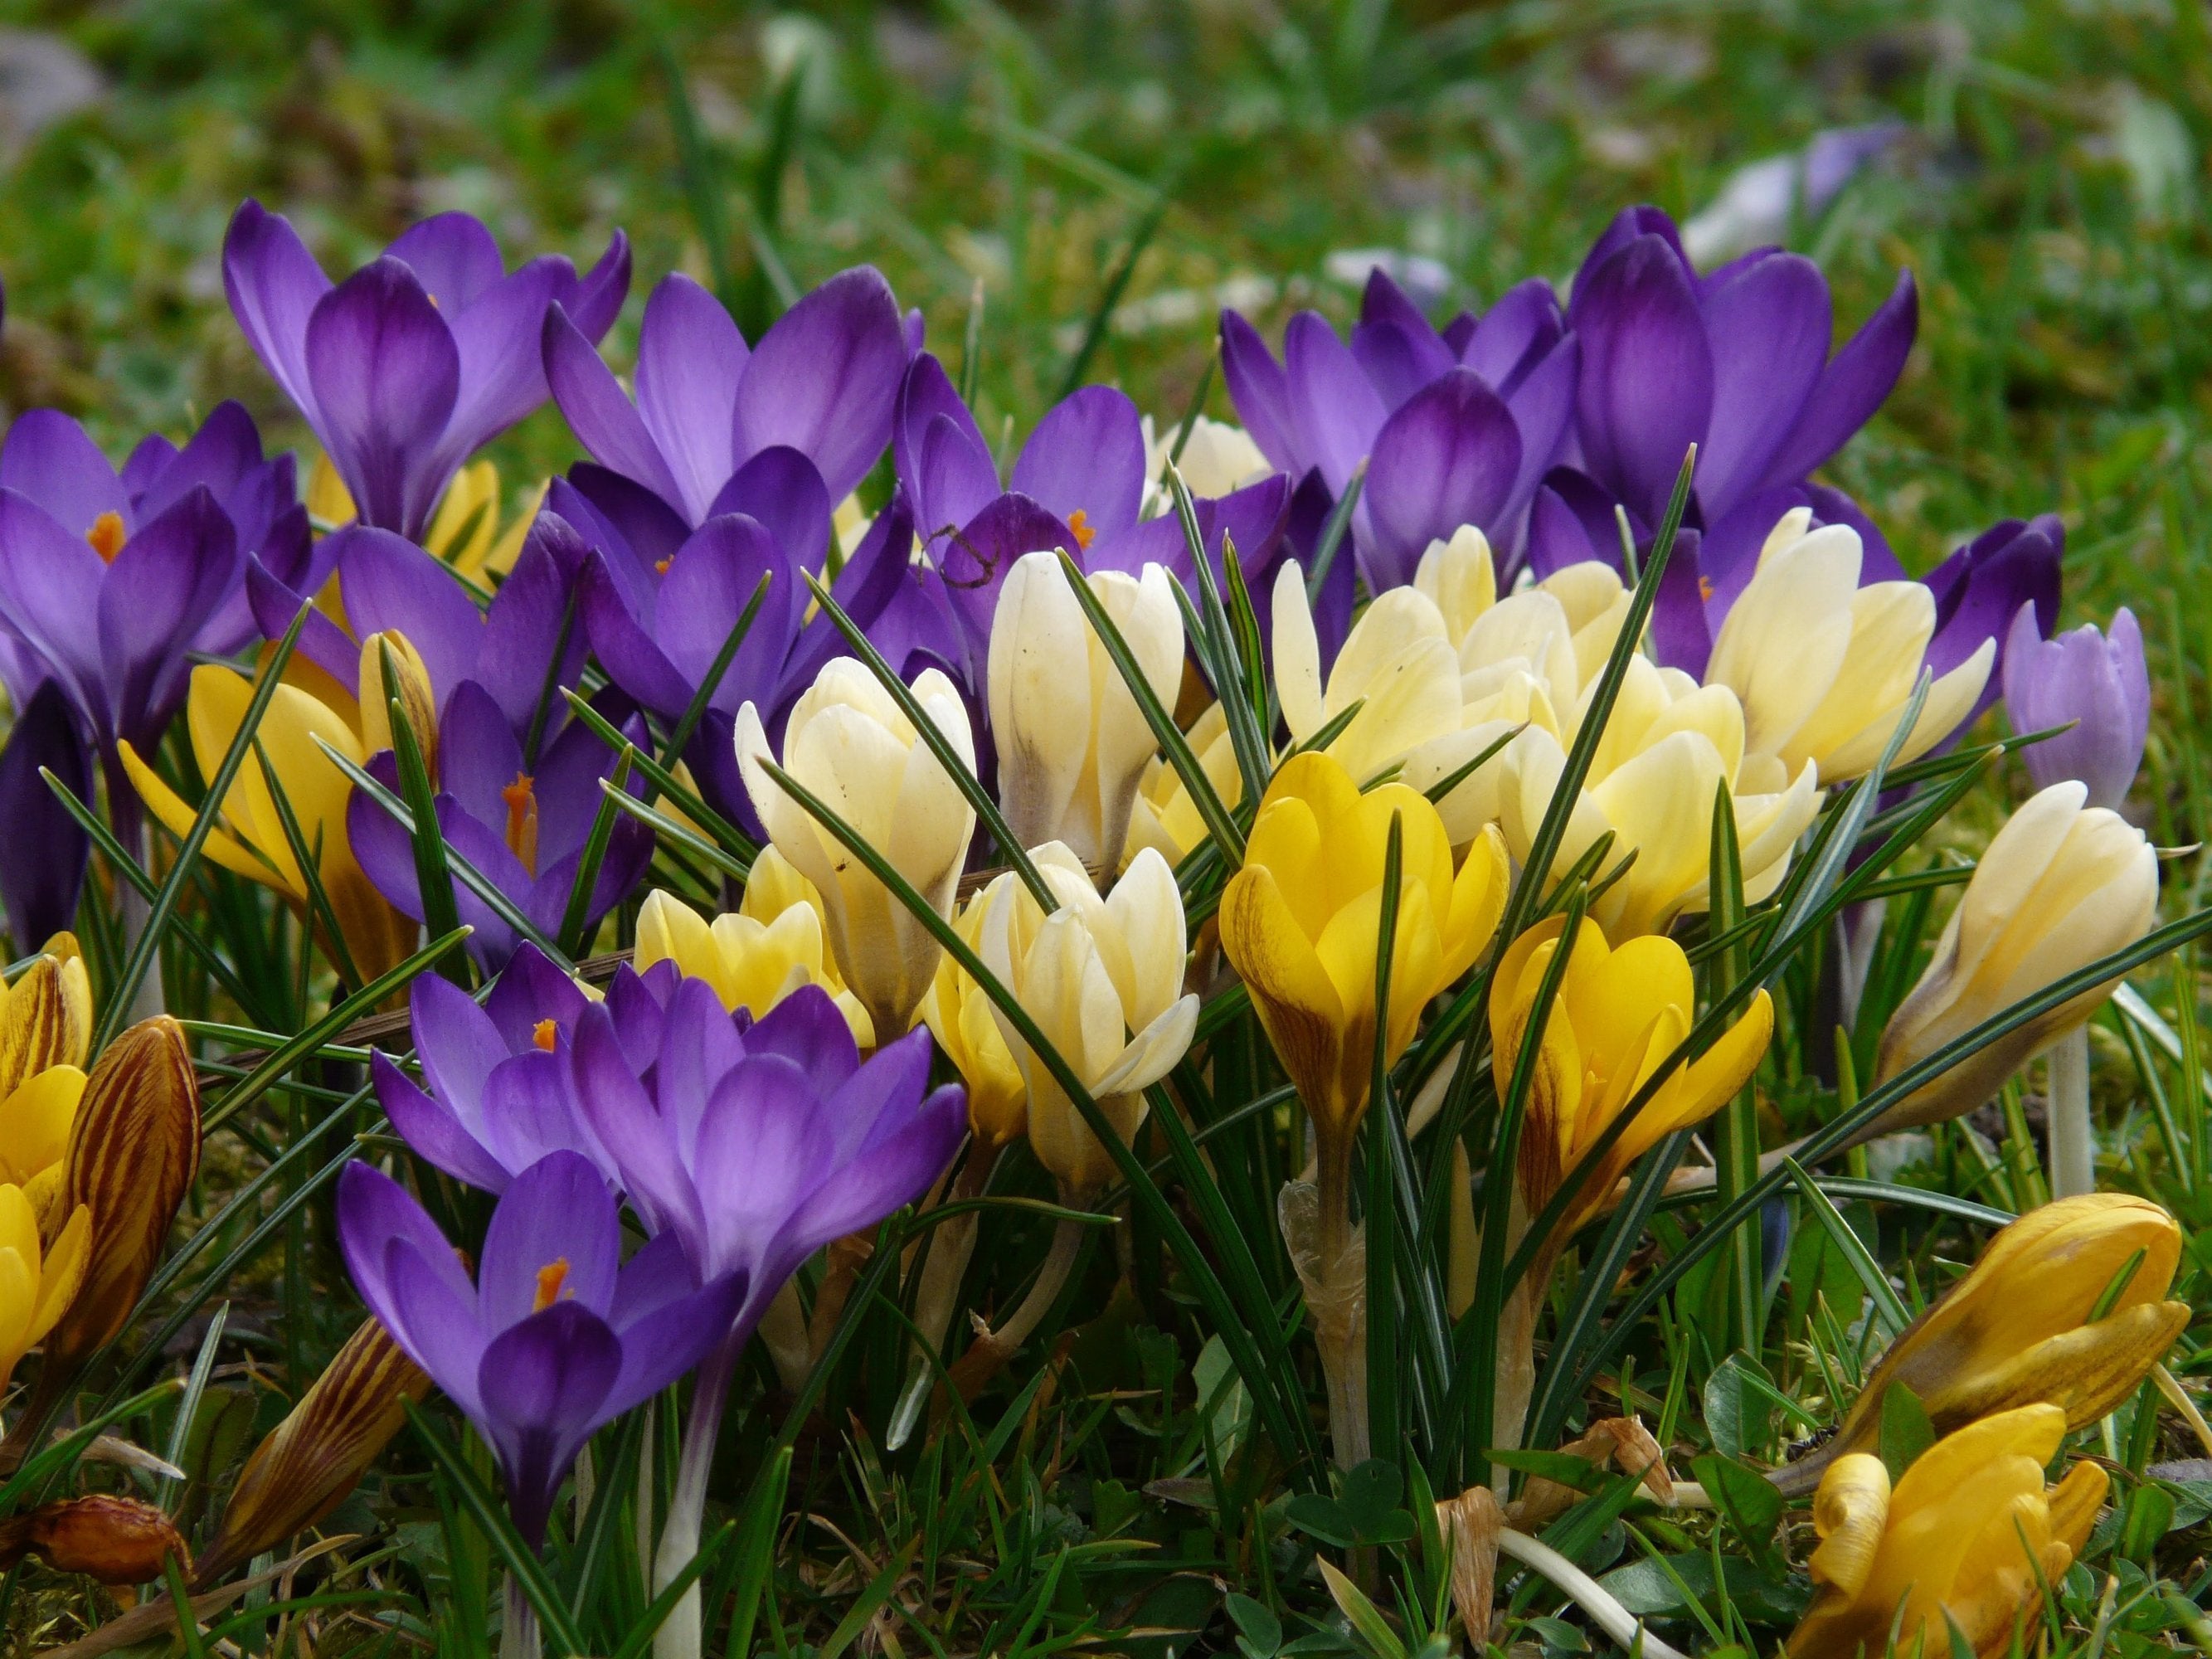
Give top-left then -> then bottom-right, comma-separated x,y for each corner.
732,266 -> 906,503
0,491 -> 113,726
1495,333 -> 1580,563
1219,309 -> 1304,477
571,1003 -> 704,1251
935,494 -> 1078,654
704,445 -> 834,575
438,680 -> 526,825
99,489 -> 244,748
1283,312 -> 1386,494
1464,279 -> 1568,393
427,259 -> 574,487
134,401 -> 264,526
1351,268 -> 1455,410
543,304 -> 686,513
0,411 -> 125,535
1646,528 -> 1711,678
484,940 -> 594,1051
1694,252 -> 1833,523
775,1082 -> 965,1272
566,232 -> 632,342
1359,369 -> 1523,590
384,212 -> 506,311
223,201 -> 333,430
1010,387 -> 1147,539
657,514 -> 802,715
329,526 -> 484,703
577,552 -> 697,717
476,1301 -> 621,1545
411,970 -> 510,1119
894,354 -> 992,538
602,1272 -> 748,1417
742,982 -> 861,1093
305,259 -> 460,535
376,1050 -> 515,1193
693,1054 -> 836,1283
635,274 -> 749,523
914,411 -> 1001,551
1568,206 -> 1691,328
474,517 -> 589,734
1573,235 -> 1714,528
336,1160 -> 476,1345
0,679 -> 89,947
347,778 -> 427,924
478,1149 -> 620,1328
1759,270 -> 1918,488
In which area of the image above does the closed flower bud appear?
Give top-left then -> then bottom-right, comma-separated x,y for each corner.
988,552 -> 1184,871
920,889 -> 1029,1152
1708,516 -> 1993,781
1491,917 -> 1772,1237
0,946 -> 92,1099
2002,602 -> 2150,810
1868,781 -> 2157,1136
194,1317 -> 431,1585
976,845 -> 1197,1198
358,630 -> 440,777
634,849 -> 873,1044
0,1494 -> 189,1584
1220,753 -> 1508,1192
736,659 -> 978,1039
1786,1194 -> 2187,1493
39,1017 -> 201,1381
1788,1405 -> 2105,1659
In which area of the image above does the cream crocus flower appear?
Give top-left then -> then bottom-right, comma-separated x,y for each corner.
1145,415 -> 1271,502
632,849 -> 873,1044
0,1180 -> 90,1397
1433,656 -> 1821,938
974,844 -> 1196,1198
1273,563 -> 1466,787
1783,1194 -> 2187,1494
120,639 -> 426,981
919,888 -> 1029,1154
1864,780 -> 2157,1136
1788,1405 -> 2105,1659
1707,514 -> 1992,783
989,552 -> 1184,871
735,659 -> 978,1039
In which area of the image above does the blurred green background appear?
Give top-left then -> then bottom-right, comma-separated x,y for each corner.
0,0 -> 2203,642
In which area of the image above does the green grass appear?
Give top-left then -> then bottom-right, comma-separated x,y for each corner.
4,1 -> 2212,1653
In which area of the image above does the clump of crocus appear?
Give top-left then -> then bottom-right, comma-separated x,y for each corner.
632,848 -> 871,1043
372,943 -> 616,1194
987,552 -> 1184,873
1218,752 -> 1508,1467
1787,1405 -> 2104,1659
1485,916 -> 1772,1462
2003,602 -> 2150,810
735,658 -> 979,1039
225,201 -> 629,538
338,1151 -> 743,1554
566,978 -> 965,1659
1865,780 -> 2157,1139
196,1316 -> 432,1585
1778,1193 -> 2188,1495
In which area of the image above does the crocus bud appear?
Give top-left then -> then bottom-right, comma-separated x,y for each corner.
194,1317 -> 431,1586
920,890 -> 1029,1152
2001,602 -> 2150,810
634,861 -> 873,1044
1219,754 -> 1508,1194
358,630 -> 440,776
0,1183 -> 89,1395
988,552 -> 1183,872
0,1495 -> 189,1584
736,659 -> 978,1039
0,946 -> 92,1097
1707,517 -> 1993,781
1149,416 -> 1270,500
39,1016 -> 201,1380
1491,917 -> 1772,1238
1867,781 -> 2156,1136
976,845 -> 1198,1198
1787,1405 -> 2105,1659
1783,1194 -> 2187,1495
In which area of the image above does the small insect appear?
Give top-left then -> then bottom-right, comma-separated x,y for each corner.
1783,1423 -> 1840,1461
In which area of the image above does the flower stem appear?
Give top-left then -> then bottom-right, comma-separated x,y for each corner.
2049,1025 -> 2094,1198
980,1212 -> 1085,1354
653,1331 -> 741,1659
501,1572 -> 540,1659
1496,1526 -> 1689,1659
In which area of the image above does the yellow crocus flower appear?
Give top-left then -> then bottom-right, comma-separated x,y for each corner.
1789,1404 -> 2105,1659
1219,752 -> 1508,1211
919,884 -> 1029,1153
119,645 -> 423,983
0,947 -> 94,1224
0,1180 -> 90,1398
1707,512 -> 1992,782
632,849 -> 873,1044
1806,1194 -> 2186,1482
1866,780 -> 2157,1137
1490,915 -> 1772,1236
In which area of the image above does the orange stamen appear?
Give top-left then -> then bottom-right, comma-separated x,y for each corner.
1698,575 -> 1715,603
654,557 -> 673,575
85,511 -> 127,562
501,773 -> 540,877
1067,508 -> 1096,551
531,1258 -> 570,1312
532,1018 -> 558,1053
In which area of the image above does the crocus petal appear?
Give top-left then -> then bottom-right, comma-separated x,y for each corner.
0,680 -> 90,947
703,446 -> 834,575
329,527 -> 484,705
1573,234 -> 1715,528
0,410 -> 126,534
542,304 -> 688,512
305,259 -> 460,534
634,274 -> 749,523
1284,311 -> 1387,494
99,489 -> 244,747
223,201 -> 334,428
476,1301 -> 621,1544
601,1271 -> 748,1417
478,1150 -> 619,1328
1219,309 -> 1304,476
374,1051 -> 515,1194
385,212 -> 506,311
0,491 -> 112,723
732,266 -> 906,503
1360,369 -> 1524,590
1761,270 -> 1918,487
1693,251 -> 1832,522
894,354 -> 993,537
1011,387 -> 1147,539
576,553 -> 698,717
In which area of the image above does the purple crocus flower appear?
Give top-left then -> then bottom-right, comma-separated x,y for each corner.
1926,513 -> 2063,722
1220,266 -> 1575,587
225,201 -> 630,539
0,679 -> 92,948
894,351 -> 1291,671
1526,204 -> 1918,620
348,681 -> 654,971
338,1149 -> 744,1545
2003,603 -> 2148,810
543,268 -> 908,532
371,944 -> 670,1192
